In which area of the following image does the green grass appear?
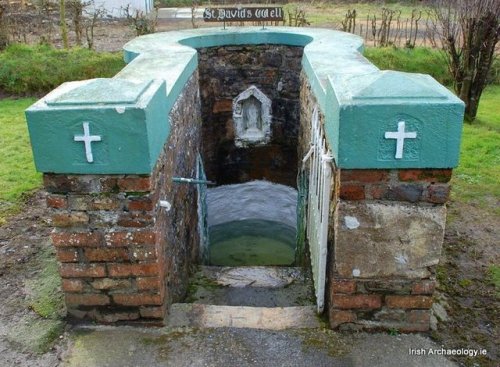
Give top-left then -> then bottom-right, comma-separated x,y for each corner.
0,98 -> 41,221
451,85 -> 500,210
284,1 -> 431,27
0,44 -> 125,95
364,47 -> 452,85
489,265 -> 500,297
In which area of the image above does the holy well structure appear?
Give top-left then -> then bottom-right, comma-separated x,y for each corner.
25,27 -> 464,331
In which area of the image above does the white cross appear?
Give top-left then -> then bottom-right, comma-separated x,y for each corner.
74,122 -> 102,163
384,121 -> 417,159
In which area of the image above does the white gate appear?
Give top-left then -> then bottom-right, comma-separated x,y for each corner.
306,106 -> 333,313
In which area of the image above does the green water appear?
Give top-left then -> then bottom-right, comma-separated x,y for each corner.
209,219 -> 296,266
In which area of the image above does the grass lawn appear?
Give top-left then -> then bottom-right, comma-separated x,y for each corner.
451,85 -> 500,212
0,98 -> 40,222
284,1 -> 429,27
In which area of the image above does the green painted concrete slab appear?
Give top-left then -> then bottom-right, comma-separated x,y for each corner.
26,78 -> 167,174
26,27 -> 464,174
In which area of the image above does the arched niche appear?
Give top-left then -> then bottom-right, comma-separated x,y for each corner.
232,85 -> 272,147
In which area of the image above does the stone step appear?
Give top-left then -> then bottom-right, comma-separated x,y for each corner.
167,303 -> 321,330
198,266 -> 307,288
186,266 -> 315,307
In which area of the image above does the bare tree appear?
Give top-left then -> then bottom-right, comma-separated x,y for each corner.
431,0 -> 499,121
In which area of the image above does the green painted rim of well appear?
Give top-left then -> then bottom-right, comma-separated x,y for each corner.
26,27 -> 464,174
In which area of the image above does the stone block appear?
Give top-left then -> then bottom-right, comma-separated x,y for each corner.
104,231 -> 157,247
46,195 -> 68,209
335,201 -> 446,278
84,248 -> 129,262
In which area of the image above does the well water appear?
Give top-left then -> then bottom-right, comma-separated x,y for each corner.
206,181 -> 297,266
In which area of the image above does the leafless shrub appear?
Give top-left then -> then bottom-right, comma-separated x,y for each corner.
341,9 -> 356,33
83,1 -> 106,49
123,3 -> 158,36
287,7 -> 310,27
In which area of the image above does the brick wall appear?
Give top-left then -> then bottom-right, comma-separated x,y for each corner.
339,169 -> 452,203
197,45 -> 303,187
329,278 -> 436,332
46,73 -> 202,324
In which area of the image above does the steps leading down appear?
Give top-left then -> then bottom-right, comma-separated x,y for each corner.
167,266 -> 321,330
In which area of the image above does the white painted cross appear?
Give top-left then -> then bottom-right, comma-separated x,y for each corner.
74,122 -> 102,163
384,120 -> 417,159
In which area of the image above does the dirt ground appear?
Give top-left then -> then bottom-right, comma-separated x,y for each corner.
0,17 -> 498,367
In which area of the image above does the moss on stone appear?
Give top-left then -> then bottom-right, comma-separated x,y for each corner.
25,245 -> 65,319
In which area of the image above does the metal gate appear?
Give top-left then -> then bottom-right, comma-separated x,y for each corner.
196,153 -> 209,264
305,106 -> 333,313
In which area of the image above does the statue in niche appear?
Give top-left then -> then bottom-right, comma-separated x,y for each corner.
242,96 -> 262,132
233,85 -> 271,148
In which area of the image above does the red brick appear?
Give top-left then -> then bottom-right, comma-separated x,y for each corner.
105,231 -> 156,247
99,177 -> 119,192
128,198 -> 154,211
329,310 -> 356,328
112,293 -> 162,306
213,99 -> 233,113
331,280 -> 356,294
117,213 -> 154,228
52,212 -> 89,227
65,293 -> 110,306
137,277 -> 162,291
386,295 -> 433,309
411,280 -> 436,295
62,279 -> 83,292
91,197 -> 120,210
56,248 -> 79,262
47,195 -> 67,209
62,279 -> 84,292
369,185 -> 387,200
52,232 -> 103,247
331,294 -> 382,309
85,248 -> 129,262
426,184 -> 450,204
339,184 -> 365,200
108,263 -> 160,277
43,174 -> 76,193
398,169 -> 452,183
60,263 -> 106,278
117,177 -> 152,192
140,306 -> 165,319
130,245 -> 158,261
341,169 -> 389,183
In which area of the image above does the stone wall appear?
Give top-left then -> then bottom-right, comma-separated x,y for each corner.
328,168 -> 450,332
197,45 -> 303,187
299,72 -> 448,332
45,73 -> 202,323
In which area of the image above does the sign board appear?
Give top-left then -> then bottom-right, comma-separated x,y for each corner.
203,7 -> 284,22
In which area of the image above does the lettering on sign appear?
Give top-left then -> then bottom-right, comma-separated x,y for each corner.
203,7 -> 284,22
